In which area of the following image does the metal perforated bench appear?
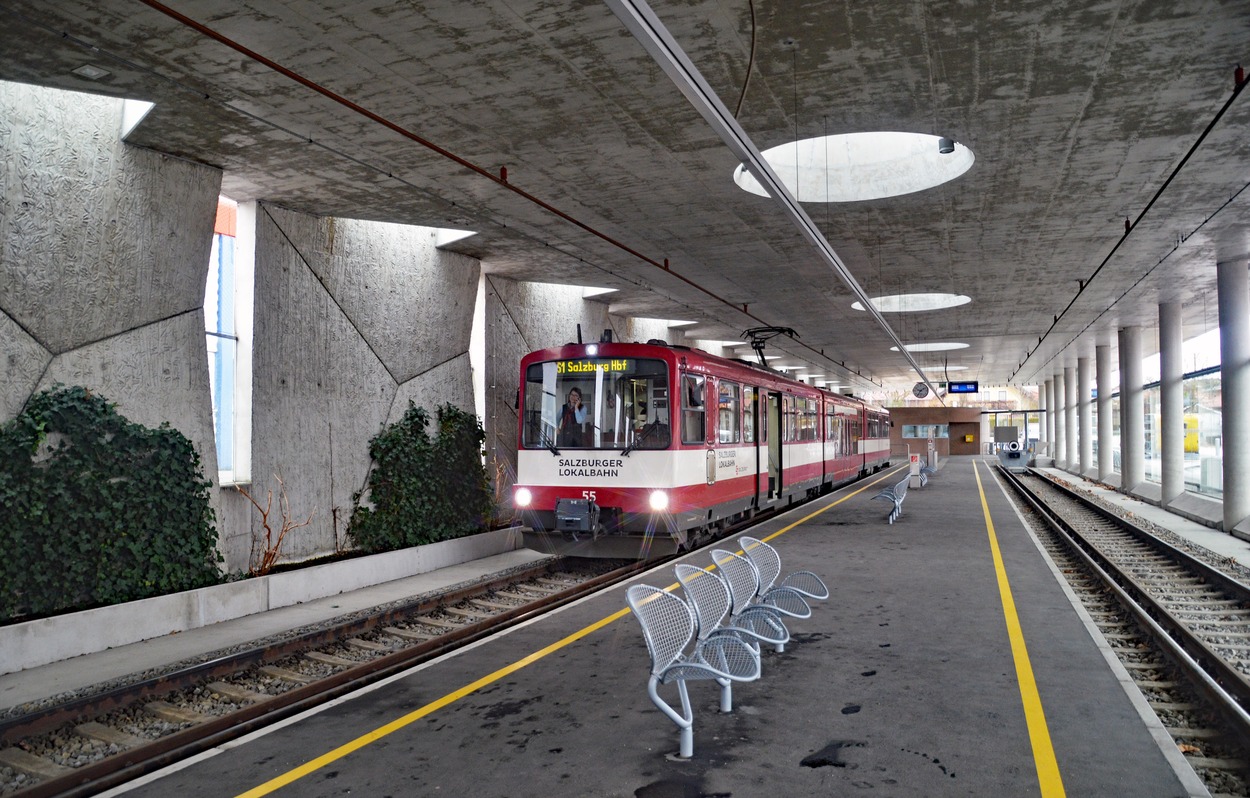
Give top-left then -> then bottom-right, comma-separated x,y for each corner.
711,548 -> 809,652
675,563 -> 789,655
872,475 -> 909,523
626,584 -> 761,758
739,536 -> 829,602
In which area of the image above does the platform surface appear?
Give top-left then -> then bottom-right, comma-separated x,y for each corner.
69,455 -> 1215,797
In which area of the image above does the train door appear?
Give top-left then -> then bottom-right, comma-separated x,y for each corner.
767,391 -> 782,499
743,385 -> 760,505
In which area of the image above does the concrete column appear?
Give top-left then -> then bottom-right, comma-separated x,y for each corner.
1053,370 -> 1066,467
1078,356 -> 1092,475
1041,379 -> 1051,454
1159,302 -> 1184,503
1119,326 -> 1144,491
1096,343 -> 1114,480
1219,261 -> 1250,532
1064,365 -> 1077,471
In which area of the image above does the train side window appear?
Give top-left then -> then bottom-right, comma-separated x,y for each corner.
742,386 -> 756,443
681,374 -> 706,444
783,395 -> 796,442
800,398 -> 818,441
718,381 -> 740,443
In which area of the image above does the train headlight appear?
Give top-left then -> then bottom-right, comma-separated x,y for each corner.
515,487 -> 533,508
649,490 -> 669,512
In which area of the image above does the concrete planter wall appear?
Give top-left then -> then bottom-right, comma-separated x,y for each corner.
1,530 -> 521,676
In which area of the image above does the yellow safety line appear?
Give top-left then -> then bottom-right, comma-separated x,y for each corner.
973,460 -> 1066,797
235,608 -> 630,797
235,465 -> 906,797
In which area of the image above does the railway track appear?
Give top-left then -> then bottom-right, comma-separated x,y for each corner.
0,557 -> 643,797
997,466 -> 1250,797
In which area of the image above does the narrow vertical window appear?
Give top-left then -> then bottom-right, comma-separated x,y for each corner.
205,197 -> 253,484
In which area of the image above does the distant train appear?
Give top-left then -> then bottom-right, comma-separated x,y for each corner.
512,340 -> 891,558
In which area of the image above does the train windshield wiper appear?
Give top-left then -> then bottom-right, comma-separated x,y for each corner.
620,422 -> 660,457
540,426 -> 561,456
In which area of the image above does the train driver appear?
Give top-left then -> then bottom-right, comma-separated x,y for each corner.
559,387 -> 587,446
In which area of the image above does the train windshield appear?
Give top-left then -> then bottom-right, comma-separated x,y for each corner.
522,357 -> 671,450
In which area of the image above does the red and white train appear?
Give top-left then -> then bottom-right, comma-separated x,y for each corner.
513,340 -> 891,558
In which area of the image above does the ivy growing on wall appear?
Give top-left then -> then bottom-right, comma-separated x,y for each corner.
349,402 -> 494,553
0,386 -> 221,621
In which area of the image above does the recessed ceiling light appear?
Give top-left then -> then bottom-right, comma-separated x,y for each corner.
852,293 -> 971,312
667,320 -> 697,327
582,287 -> 617,298
71,64 -> 110,80
890,342 -> 970,352
931,365 -> 968,372
733,132 -> 974,203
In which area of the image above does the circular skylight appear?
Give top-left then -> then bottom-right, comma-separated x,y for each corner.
733,132 -> 974,202
852,293 -> 971,312
890,342 -> 970,352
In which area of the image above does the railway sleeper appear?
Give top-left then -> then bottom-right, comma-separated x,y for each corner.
303,651 -> 358,668
0,746 -> 72,780
1171,726 -> 1230,740
206,681 -> 270,704
259,665 -> 315,684
1188,755 -> 1250,771
145,700 -> 213,725
441,606 -> 489,620
383,626 -> 436,642
471,598 -> 517,611
346,637 -> 392,653
416,616 -> 464,631
75,720 -> 148,749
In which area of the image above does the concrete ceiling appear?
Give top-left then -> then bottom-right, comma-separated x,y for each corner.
3,0 -> 1249,394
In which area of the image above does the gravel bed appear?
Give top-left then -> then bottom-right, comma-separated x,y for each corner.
0,556 -> 562,722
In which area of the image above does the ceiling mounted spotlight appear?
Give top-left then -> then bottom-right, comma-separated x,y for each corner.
938,137 -> 955,154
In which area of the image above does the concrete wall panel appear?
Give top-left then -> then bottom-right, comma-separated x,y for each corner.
250,208 -> 395,563
245,206 -> 478,567
0,310 -> 51,419
0,82 -> 219,354
390,351 -> 475,426
40,310 -> 218,466
273,213 -> 481,384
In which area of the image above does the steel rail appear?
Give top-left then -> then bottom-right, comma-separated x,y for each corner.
1000,466 -> 1250,747
4,559 -> 650,798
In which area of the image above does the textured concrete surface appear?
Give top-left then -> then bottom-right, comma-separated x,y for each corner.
0,309 -> 49,420
117,459 -> 1201,797
1,80 -> 224,534
3,2 -> 1247,389
0,83 -> 219,355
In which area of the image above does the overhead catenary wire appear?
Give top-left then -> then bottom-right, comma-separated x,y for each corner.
603,0 -> 944,403
125,0 -> 875,389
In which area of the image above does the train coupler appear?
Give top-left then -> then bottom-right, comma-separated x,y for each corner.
555,498 -> 600,540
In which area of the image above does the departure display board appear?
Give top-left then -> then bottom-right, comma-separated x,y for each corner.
947,381 -> 979,393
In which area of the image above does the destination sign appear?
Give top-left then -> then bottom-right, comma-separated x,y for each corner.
555,359 -> 632,374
